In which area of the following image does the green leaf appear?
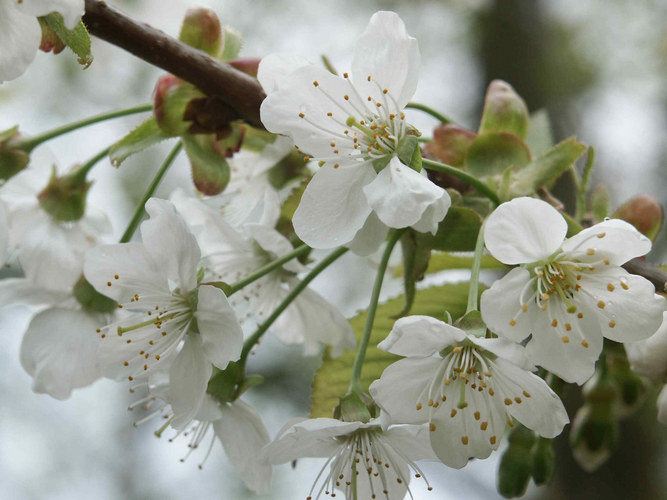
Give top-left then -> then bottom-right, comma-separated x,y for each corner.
562,211 -> 583,237
465,132 -> 531,178
182,134 -> 231,195
109,118 -> 171,167
479,80 -> 529,139
426,206 -> 483,252
525,110 -> 554,157
220,26 -> 243,62
395,231 -> 431,318
392,251 -> 505,278
40,14 -> 93,68
510,137 -> 586,197
310,282 -> 473,418
590,184 -> 610,222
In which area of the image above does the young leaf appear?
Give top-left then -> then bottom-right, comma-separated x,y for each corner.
424,123 -> 476,168
109,118 -> 171,167
479,80 -> 529,139
220,26 -> 243,62
182,134 -> 231,195
310,282 -> 473,418
465,132 -> 531,177
40,13 -> 93,68
525,109 -> 554,157
179,7 -> 223,57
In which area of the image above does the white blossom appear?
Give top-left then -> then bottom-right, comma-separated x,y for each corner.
258,11 -> 450,253
481,197 -> 665,385
0,0 -> 84,83
370,315 -> 569,469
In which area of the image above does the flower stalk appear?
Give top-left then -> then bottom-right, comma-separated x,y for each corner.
466,221 -> 486,314
422,158 -> 500,205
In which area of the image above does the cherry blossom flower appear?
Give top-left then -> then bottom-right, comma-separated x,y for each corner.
130,372 -> 272,494
171,189 -> 356,356
0,0 -> 84,83
481,197 -> 665,385
260,417 -> 436,499
258,11 -> 450,253
369,315 -> 569,469
83,198 -> 243,428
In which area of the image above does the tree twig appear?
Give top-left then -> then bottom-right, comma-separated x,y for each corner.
82,0 -> 265,128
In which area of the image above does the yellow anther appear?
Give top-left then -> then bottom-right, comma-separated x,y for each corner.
490,436 -> 497,445
429,423 -> 436,432
523,390 -> 531,398
474,411 -> 480,420
577,312 -> 584,319
461,436 -> 469,445
521,303 -> 528,312
488,388 -> 495,396
416,403 -> 422,410
609,320 -> 616,328
581,340 -> 589,348
343,72 -> 349,78
587,248 -> 595,255
607,283 -> 615,292
551,319 -> 558,327
561,336 -> 570,343
313,81 -> 319,87
344,94 -> 349,100
450,409 -> 457,418
604,258 -> 610,265
114,274 -> 119,280
442,395 -> 447,402
298,112 -> 304,118
367,75 -> 371,81
598,301 -> 606,309
621,282 -> 629,290
428,398 -> 434,407
597,232 -> 606,238
565,323 -> 572,331
514,397 -> 522,404
504,398 -> 513,406
481,421 -> 488,431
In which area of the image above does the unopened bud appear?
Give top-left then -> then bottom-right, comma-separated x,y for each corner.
0,126 -> 29,181
179,7 -> 223,58
424,123 -> 476,168
153,75 -> 205,136
497,425 -> 535,498
612,194 -> 663,241
229,57 -> 261,77
37,166 -> 90,222
479,80 -> 529,139
39,18 -> 66,54
73,276 -> 117,313
530,437 -> 555,485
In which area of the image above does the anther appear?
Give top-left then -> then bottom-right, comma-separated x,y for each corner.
416,403 -> 422,410
561,336 -> 570,343
621,282 -> 629,290
504,398 -> 512,406
474,411 -> 480,420
490,436 -> 497,445
581,340 -> 589,348
607,283 -> 615,292
313,81 -> 319,87
509,319 -> 517,326
298,112 -> 305,118
587,248 -> 595,255
609,320 -> 616,328
480,422 -> 488,431
461,436 -> 469,445
429,423 -> 436,432
598,301 -> 606,309
450,409 -> 457,418
551,319 -> 558,327
565,323 -> 572,331
114,274 -> 119,279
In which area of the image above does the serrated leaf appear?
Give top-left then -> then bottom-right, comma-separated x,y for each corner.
109,117 -> 171,167
479,80 -> 529,139
525,110 -> 554,157
425,206 -> 483,252
465,132 -> 531,177
40,13 -> 93,68
183,134 -> 230,195
310,282 -> 474,418
511,137 -> 587,197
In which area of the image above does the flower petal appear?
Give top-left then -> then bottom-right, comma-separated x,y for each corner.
351,11 -> 420,109
480,267 -> 534,343
363,157 -> 445,229
257,53 -> 310,93
625,312 -> 667,377
411,189 -> 451,234
484,197 -> 567,265
470,336 -> 534,371
0,278 -> 69,306
195,285 -> 243,370
141,198 -> 201,291
369,357 -> 442,425
16,0 -> 84,29
561,219 -> 651,265
0,4 -> 39,83
169,335 -> 212,430
20,308 -> 101,400
577,268 -> 665,343
245,223 -> 308,273
382,425 -> 437,461
214,400 -> 272,495
346,211 -> 388,256
378,315 -> 466,357
293,163 -> 376,249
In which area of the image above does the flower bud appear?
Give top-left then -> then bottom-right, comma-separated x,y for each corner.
153,75 -> 205,136
612,194 -> 663,241
530,437 -> 555,485
37,166 -> 91,222
424,123 -> 476,168
179,7 -> 223,58
608,354 -> 649,418
72,276 -> 117,313
229,57 -> 261,77
0,126 -> 30,181
479,80 -> 529,139
497,425 -> 536,498
39,18 -> 66,54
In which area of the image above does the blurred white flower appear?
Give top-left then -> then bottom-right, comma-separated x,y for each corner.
258,11 -> 449,253
83,198 -> 243,429
481,197 -> 665,385
0,0 -> 84,83
260,417 -> 435,499
370,315 -> 569,469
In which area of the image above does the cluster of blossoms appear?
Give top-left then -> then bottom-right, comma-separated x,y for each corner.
1,6 -> 666,500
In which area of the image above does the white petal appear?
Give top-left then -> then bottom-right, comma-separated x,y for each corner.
195,285 -> 243,370
0,4 -> 39,83
490,358 -> 569,438
351,11 -> 420,109
369,357 -> 442,425
16,0 -> 84,29
480,267 -> 535,343
83,243 -> 166,303
214,400 -> 272,495
364,157 -> 445,229
561,219 -> 651,265
657,385 -> 667,425
411,189 -> 451,234
293,163 -> 376,248
577,268 -> 665,343
257,53 -> 310,93
378,315 -> 466,357
0,203 -> 9,265
383,425 -> 438,461
169,335 -> 212,430
0,278 -> 68,306
346,211 -> 388,256
470,336 -> 534,371
141,198 -> 200,291
625,312 -> 667,377
245,223 -> 308,273
20,308 -> 102,400
484,197 -> 567,265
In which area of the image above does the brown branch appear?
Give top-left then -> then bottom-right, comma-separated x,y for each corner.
624,258 -> 667,293
82,0 -> 265,129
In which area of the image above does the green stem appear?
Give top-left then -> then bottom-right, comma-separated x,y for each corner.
576,146 -> 595,221
466,221 -> 486,314
422,158 -> 500,206
239,247 -> 348,367
119,142 -> 182,243
68,145 -> 113,183
226,244 -> 311,295
20,103 -> 153,152
348,229 -> 405,394
405,102 -> 452,124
